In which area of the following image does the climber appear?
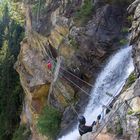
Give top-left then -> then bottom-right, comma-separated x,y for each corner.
47,60 -> 52,70
78,114 -> 101,136
96,114 -> 101,129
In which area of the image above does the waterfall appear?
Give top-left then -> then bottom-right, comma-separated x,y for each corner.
58,45 -> 134,140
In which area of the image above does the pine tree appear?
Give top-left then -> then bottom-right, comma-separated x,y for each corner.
0,4 -> 24,140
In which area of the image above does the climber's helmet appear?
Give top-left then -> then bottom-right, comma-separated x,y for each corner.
78,115 -> 86,124
97,114 -> 101,121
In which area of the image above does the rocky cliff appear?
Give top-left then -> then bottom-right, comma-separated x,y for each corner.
15,0 -> 133,139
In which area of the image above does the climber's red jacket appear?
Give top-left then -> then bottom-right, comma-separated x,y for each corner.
47,62 -> 52,70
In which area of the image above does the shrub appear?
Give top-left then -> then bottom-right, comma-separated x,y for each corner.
37,106 -> 61,139
126,72 -> 136,88
128,110 -> 140,115
12,125 -> 31,140
117,127 -> 123,135
127,110 -> 134,115
75,0 -> 94,25
127,15 -> 133,22
68,36 -> 78,49
137,128 -> 140,134
138,121 -> 140,135
121,27 -> 129,34
116,121 -> 123,135
119,39 -> 128,46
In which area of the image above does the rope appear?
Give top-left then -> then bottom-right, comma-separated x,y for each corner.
46,51 -> 127,99
46,51 -> 128,116
70,104 -> 79,116
47,45 -> 55,61
55,83 -> 79,116
46,51 -> 95,89
47,56 -> 126,119
59,65 -> 95,88
57,77 -> 134,138
59,68 -> 126,117
58,69 -> 129,127
59,72 -> 93,98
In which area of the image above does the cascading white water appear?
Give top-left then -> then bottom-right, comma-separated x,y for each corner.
58,45 -> 134,140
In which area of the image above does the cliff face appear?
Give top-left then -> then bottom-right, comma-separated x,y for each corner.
128,0 -> 140,137
129,0 -> 140,77
15,0 -> 131,139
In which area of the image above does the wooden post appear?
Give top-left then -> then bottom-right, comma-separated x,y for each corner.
26,5 -> 32,34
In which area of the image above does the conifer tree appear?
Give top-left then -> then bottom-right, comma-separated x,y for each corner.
0,3 -> 24,140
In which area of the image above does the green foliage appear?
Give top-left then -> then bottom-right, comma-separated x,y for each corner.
0,4 -> 24,140
0,0 -> 24,24
12,125 -> 31,140
127,15 -> 133,22
127,110 -> 134,115
128,110 -> 140,115
116,121 -> 123,135
121,27 -> 129,34
117,127 -> 123,135
0,42 -> 23,140
137,128 -> 140,135
9,2 -> 24,24
68,36 -> 79,49
75,0 -> 94,25
37,106 -> 61,139
119,38 -> 128,46
126,72 -> 136,88
138,120 -> 140,135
